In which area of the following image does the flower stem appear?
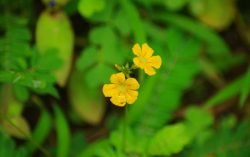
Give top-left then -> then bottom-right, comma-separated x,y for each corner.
139,69 -> 145,82
122,105 -> 128,153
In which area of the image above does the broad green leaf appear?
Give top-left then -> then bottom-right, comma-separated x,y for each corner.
109,126 -> 146,155
185,106 -> 214,135
36,11 -> 74,87
54,105 -> 70,157
78,139 -> 109,157
164,0 -> 188,11
240,65 -> 250,107
0,131 -> 29,157
25,109 -> 52,154
148,123 -> 191,156
88,0 -> 115,22
128,30 -> 201,137
13,85 -> 29,102
89,26 -> 125,64
78,0 -> 105,18
68,70 -> 105,125
0,71 -> 14,83
120,0 -> 146,43
114,9 -> 131,36
189,0 -> 236,30
76,46 -> 98,71
32,48 -> 63,72
69,132 -> 86,157
2,116 -> 31,139
85,63 -> 115,88
204,76 -> 244,108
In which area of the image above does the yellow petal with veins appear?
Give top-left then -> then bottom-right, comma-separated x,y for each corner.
102,84 -> 118,97
144,65 -> 156,75
126,90 -> 138,104
133,57 -> 144,69
110,94 -> 126,107
132,43 -> 141,56
142,43 -> 154,58
148,56 -> 162,69
125,78 -> 140,90
110,72 -> 125,84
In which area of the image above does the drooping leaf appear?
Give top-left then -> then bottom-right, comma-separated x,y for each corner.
36,10 -> 74,87
68,70 -> 105,125
189,0 -> 236,31
2,116 -> 31,139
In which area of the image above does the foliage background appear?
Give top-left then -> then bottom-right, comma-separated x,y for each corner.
0,0 -> 250,157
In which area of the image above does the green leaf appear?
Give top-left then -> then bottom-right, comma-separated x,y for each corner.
13,85 -> 29,102
204,76 -> 244,108
78,0 -> 105,18
2,116 -> 31,139
120,0 -> 146,43
185,106 -> 214,135
114,9 -> 131,36
0,131 -> 29,157
78,139 -> 110,157
189,0 -> 236,30
68,70 -> 105,125
148,123 -> 191,156
89,26 -> 125,64
25,109 -> 52,154
152,13 -> 230,55
85,63 -> 115,88
240,65 -> 250,107
32,48 -> 63,72
69,132 -> 86,157
76,46 -> 98,71
128,28 -> 201,136
36,11 -> 74,87
164,0 -> 188,11
54,105 -> 70,157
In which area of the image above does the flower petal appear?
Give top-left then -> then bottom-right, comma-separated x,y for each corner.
110,94 -> 126,107
132,43 -> 141,56
142,43 -> 154,58
144,65 -> 156,75
126,90 -> 138,104
103,84 -> 118,97
133,57 -> 144,69
148,56 -> 162,69
110,72 -> 125,84
125,78 -> 140,90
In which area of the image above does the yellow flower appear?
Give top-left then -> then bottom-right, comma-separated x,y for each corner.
133,43 -> 162,75
102,72 -> 139,107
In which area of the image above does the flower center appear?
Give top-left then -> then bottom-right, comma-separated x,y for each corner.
139,57 -> 147,64
118,83 -> 127,93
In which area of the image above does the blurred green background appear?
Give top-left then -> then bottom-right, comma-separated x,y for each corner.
0,0 -> 250,157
